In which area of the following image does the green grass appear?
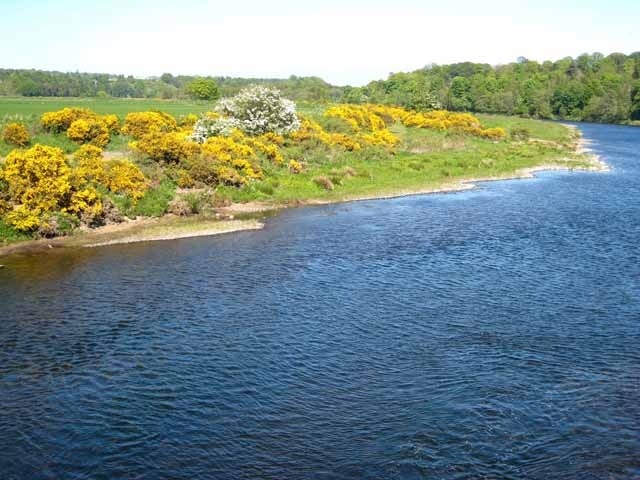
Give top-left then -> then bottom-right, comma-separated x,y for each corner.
475,114 -> 574,144
130,179 -> 176,217
0,97 -> 210,118
217,114 -> 589,205
0,219 -> 33,245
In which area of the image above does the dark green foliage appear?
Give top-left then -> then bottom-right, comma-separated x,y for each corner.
0,70 -> 341,102
342,52 -> 640,124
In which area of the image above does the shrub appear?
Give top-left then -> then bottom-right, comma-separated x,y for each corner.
288,159 -> 303,173
37,212 -> 79,238
313,175 -> 334,191
181,191 -> 211,214
360,128 -> 400,147
2,122 -> 30,146
511,127 -> 531,141
122,111 -> 178,139
479,127 -> 507,140
167,199 -> 192,216
1,144 -> 102,231
178,114 -> 199,128
182,136 -> 263,187
67,119 -> 110,147
2,145 -> 72,231
187,78 -> 220,101
105,159 -> 149,201
0,218 -> 33,243
130,131 -> 199,163
41,107 -> 98,133
191,85 -> 300,140
74,145 -> 107,184
325,105 -> 387,131
101,114 -> 121,134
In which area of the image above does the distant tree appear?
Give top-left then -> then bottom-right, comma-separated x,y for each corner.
187,78 -> 220,101
160,73 -> 175,85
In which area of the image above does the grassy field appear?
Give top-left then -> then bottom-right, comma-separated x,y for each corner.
0,96 -> 210,117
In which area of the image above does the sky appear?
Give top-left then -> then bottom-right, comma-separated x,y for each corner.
1,0 -> 638,86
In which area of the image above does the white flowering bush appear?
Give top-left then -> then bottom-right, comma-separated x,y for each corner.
191,85 -> 300,142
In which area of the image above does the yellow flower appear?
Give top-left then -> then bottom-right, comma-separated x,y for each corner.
105,159 -> 149,201
122,111 -> 178,138
2,122 -> 30,146
67,118 -> 110,147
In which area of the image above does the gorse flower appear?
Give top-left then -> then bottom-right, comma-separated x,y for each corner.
2,122 -> 30,146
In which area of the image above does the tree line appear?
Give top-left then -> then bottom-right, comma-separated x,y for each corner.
2,52 -> 639,123
344,52 -> 640,124
0,70 -> 343,103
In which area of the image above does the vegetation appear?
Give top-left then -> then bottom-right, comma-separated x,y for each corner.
0,69 -> 339,102
2,122 -> 29,146
186,78 -> 220,101
345,52 -> 640,124
1,52 -> 639,125
0,85 -> 594,247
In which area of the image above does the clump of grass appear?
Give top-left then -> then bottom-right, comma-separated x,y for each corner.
511,127 -> 531,141
313,175 -> 334,191
342,166 -> 357,177
0,219 -> 33,245
131,179 -> 176,217
181,191 -> 212,214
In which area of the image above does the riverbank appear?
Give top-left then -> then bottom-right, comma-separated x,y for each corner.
0,130 -> 606,258
0,217 -> 263,257
1,105 -> 610,259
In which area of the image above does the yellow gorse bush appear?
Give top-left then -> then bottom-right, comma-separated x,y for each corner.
67,118 -> 110,147
228,130 -> 285,165
194,136 -> 263,186
130,130 -> 199,163
288,159 -> 303,173
40,108 -> 116,148
178,114 -> 199,128
325,105 -> 387,132
2,122 -> 30,146
104,159 -> 149,201
1,144 -> 103,231
122,111 -> 178,139
101,114 -> 121,135
360,129 -> 401,147
324,104 -> 505,140
74,145 -> 107,184
292,113 -> 397,150
41,107 -> 98,133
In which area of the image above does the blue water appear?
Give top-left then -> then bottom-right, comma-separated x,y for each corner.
1,123 -> 639,479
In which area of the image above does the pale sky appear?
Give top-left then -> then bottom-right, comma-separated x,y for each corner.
1,0 -> 638,85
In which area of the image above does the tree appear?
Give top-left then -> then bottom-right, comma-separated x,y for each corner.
187,78 -> 220,101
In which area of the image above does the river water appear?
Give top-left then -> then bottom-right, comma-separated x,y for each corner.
1,123 -> 639,479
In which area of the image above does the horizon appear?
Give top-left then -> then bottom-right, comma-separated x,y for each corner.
1,48 -> 638,87
2,0 -> 638,86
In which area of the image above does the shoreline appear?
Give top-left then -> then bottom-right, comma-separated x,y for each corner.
0,217 -> 263,257
0,131 -> 607,259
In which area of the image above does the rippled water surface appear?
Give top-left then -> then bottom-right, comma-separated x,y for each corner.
1,123 -> 639,479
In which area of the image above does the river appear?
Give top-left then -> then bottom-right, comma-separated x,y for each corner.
1,123 -> 638,479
